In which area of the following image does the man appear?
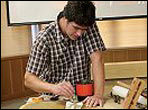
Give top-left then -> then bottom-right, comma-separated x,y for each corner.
25,1 -> 106,107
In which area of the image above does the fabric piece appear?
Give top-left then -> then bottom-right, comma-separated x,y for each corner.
65,101 -> 83,109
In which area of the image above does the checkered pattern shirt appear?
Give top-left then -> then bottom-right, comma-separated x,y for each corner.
26,21 -> 106,87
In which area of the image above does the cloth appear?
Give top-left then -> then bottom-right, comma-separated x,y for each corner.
26,15 -> 106,87
65,101 -> 83,109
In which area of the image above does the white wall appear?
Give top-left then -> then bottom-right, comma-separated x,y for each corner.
7,1 -> 147,25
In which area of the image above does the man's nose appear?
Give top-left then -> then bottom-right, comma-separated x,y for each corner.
76,30 -> 84,36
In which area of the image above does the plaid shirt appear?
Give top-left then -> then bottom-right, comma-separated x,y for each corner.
26,21 -> 106,87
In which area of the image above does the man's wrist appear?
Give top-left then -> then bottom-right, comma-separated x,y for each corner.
93,94 -> 103,98
46,83 -> 55,93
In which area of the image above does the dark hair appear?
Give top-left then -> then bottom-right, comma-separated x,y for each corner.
63,1 -> 96,27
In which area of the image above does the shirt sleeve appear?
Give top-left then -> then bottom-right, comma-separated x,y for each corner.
26,33 -> 49,77
84,22 -> 106,55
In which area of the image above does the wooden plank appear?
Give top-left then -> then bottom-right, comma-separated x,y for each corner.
10,59 -> 23,94
122,78 -> 146,109
123,78 -> 140,109
104,61 -> 147,79
1,60 -> 12,100
130,80 -> 145,109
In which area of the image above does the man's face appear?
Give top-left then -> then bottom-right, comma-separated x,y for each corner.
65,22 -> 88,40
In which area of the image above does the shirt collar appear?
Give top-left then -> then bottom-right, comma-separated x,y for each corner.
55,20 -> 69,43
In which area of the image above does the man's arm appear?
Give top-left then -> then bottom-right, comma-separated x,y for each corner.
83,50 -> 105,107
90,50 -> 105,98
24,72 -> 54,93
24,72 -> 74,98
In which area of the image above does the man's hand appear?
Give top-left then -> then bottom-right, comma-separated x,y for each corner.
51,81 -> 74,98
82,95 -> 104,107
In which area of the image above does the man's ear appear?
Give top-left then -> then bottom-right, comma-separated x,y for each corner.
64,17 -> 70,25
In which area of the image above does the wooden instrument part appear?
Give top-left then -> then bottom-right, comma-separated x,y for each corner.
122,78 -> 146,109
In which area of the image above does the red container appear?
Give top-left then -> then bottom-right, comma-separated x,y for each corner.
76,83 -> 93,101
76,84 -> 93,96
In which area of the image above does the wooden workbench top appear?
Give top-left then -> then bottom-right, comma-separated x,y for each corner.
19,96 -> 123,109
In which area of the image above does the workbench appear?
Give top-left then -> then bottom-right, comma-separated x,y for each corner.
19,78 -> 147,109
19,95 -> 123,109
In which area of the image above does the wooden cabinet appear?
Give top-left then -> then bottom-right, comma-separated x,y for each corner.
1,55 -> 36,101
